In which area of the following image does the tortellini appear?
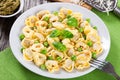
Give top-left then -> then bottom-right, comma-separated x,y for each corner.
62,58 -> 74,72
22,26 -> 34,38
30,43 -> 44,53
21,38 -> 34,48
20,8 -> 103,73
23,48 -> 33,61
36,10 -> 50,19
25,16 -> 39,27
52,22 -> 65,30
33,52 -> 47,66
45,60 -> 59,73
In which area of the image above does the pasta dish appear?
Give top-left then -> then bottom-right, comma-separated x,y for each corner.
19,8 -> 103,73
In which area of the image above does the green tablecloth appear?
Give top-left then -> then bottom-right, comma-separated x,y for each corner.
0,2 -> 120,80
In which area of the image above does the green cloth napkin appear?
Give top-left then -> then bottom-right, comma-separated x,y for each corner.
0,2 -> 120,80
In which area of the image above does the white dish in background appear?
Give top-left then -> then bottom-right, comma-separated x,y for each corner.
9,3 -> 110,79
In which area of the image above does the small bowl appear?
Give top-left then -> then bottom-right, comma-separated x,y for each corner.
0,0 -> 24,18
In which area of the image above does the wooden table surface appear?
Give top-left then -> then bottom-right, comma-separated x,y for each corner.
0,17 -> 17,51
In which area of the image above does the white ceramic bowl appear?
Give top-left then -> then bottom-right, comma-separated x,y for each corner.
0,0 -> 24,18
9,3 -> 111,79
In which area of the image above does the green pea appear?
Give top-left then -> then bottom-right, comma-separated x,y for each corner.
47,56 -> 53,60
30,27 -> 34,30
40,64 -> 46,70
53,11 -> 58,16
43,41 -> 49,47
31,26 -> 37,30
92,52 -> 97,59
87,41 -> 93,47
86,18 -> 90,23
40,49 -> 47,54
77,47 -> 82,52
19,34 -> 25,41
71,55 -> 77,61
78,27 -> 84,33
34,40 -> 39,44
66,15 -> 71,19
48,23 -> 52,28
83,34 -> 86,40
43,16 -> 49,22
21,47 -> 25,53
58,18 -> 63,22
56,56 -> 62,61
93,26 -> 97,30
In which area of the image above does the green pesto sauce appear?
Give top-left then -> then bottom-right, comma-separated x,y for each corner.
0,0 -> 20,15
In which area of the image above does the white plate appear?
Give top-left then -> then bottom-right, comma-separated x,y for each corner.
10,3 -> 110,79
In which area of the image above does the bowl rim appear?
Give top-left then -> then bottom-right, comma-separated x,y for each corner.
0,0 -> 24,18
